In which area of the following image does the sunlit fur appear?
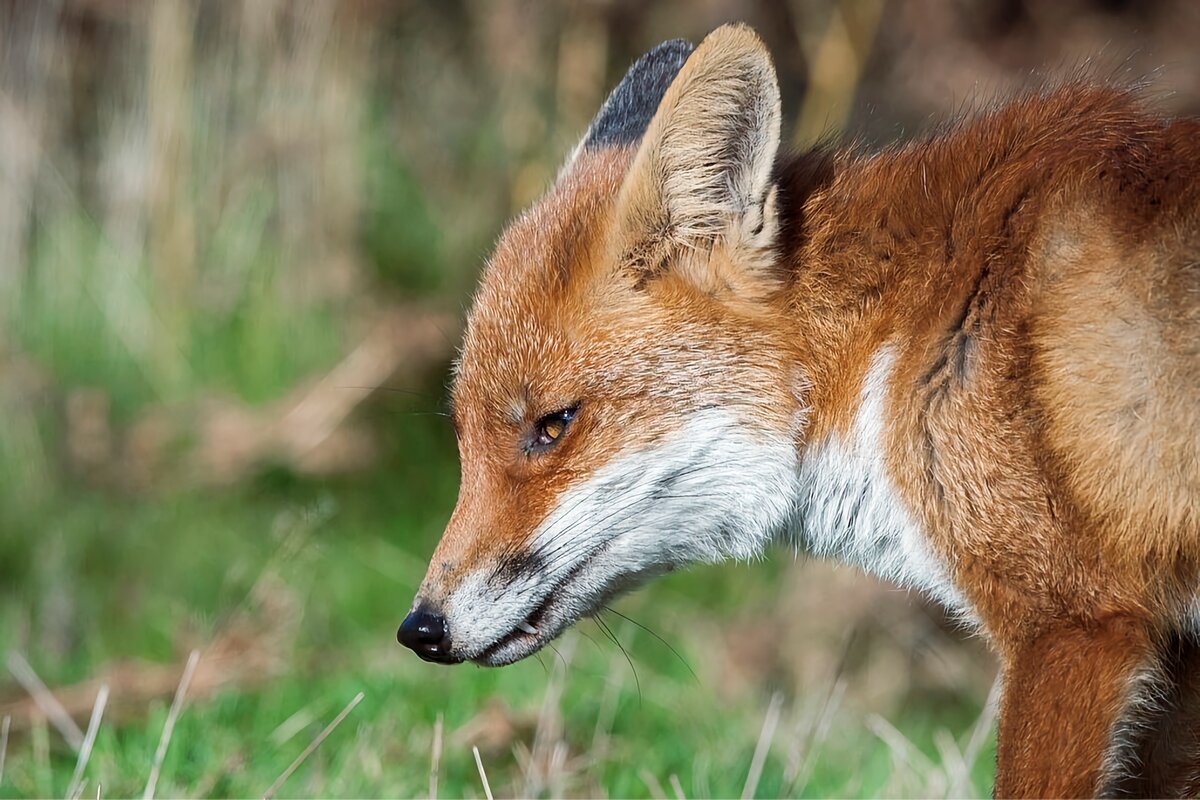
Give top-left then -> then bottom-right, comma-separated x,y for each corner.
406,22 -> 1200,798
793,348 -> 967,613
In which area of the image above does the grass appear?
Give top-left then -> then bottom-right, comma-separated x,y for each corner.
0,388 -> 997,797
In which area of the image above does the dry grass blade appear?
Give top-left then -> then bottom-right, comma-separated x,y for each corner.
947,673 -> 1001,798
67,685 -> 109,800
669,773 -> 687,799
33,716 -> 51,798
786,675 -> 847,797
867,712 -> 947,796
867,713 -> 937,772
269,705 -> 317,748
963,675 -> 1002,769
263,691 -> 365,800
588,654 -> 625,765
524,633 -> 576,797
429,712 -> 443,800
472,745 -> 494,800
933,728 -> 970,800
0,715 -> 10,789
7,652 -> 84,750
143,650 -> 200,800
639,768 -> 667,799
741,691 -> 784,800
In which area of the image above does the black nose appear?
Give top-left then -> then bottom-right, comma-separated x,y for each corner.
397,605 -> 460,663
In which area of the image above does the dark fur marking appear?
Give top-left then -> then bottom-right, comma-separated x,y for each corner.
847,482 -> 870,538
1107,630 -> 1200,797
493,550 -> 547,584
583,39 -> 694,150
915,259 -> 995,508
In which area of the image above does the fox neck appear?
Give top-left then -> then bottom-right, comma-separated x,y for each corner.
763,147 -> 969,610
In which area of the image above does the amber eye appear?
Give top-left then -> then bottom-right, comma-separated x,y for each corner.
529,407 -> 577,453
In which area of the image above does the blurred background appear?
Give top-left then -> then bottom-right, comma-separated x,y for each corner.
1,1 -> 1198,797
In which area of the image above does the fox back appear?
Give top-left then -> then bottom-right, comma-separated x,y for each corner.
397,25 -> 1200,798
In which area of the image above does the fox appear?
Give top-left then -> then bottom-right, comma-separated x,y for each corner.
396,23 -> 1200,798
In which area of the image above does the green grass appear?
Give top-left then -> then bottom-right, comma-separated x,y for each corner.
0,386 -> 996,798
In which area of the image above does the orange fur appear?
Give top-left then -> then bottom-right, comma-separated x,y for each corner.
404,25 -> 1200,796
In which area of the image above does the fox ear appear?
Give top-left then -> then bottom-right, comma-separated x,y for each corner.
615,24 -> 782,271
564,39 -> 695,172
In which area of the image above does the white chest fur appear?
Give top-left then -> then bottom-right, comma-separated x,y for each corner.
791,349 -> 966,611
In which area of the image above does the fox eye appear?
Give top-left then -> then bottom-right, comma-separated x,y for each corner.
529,406 -> 578,453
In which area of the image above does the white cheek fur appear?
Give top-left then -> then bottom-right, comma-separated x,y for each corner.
442,346 -> 968,659
529,408 -> 801,574
442,408 -> 800,657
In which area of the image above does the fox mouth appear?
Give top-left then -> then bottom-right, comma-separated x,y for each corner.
472,587 -> 558,665
471,544 -> 611,667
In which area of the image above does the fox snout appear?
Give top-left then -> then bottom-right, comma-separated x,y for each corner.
396,603 -> 458,664
399,487 -> 579,667
398,512 -> 554,667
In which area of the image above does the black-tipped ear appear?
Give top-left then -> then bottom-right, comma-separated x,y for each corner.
569,39 -> 694,161
613,24 -> 782,296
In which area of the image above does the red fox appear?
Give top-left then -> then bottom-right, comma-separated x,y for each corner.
397,24 -> 1200,797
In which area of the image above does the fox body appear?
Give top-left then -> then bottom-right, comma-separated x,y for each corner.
398,25 -> 1200,797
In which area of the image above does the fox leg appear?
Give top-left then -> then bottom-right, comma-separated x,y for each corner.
993,617 -> 1157,798
1111,631 -> 1200,798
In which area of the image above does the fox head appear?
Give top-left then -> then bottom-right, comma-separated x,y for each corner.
398,25 -> 808,665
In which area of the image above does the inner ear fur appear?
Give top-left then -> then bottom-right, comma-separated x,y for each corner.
615,23 -> 782,261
